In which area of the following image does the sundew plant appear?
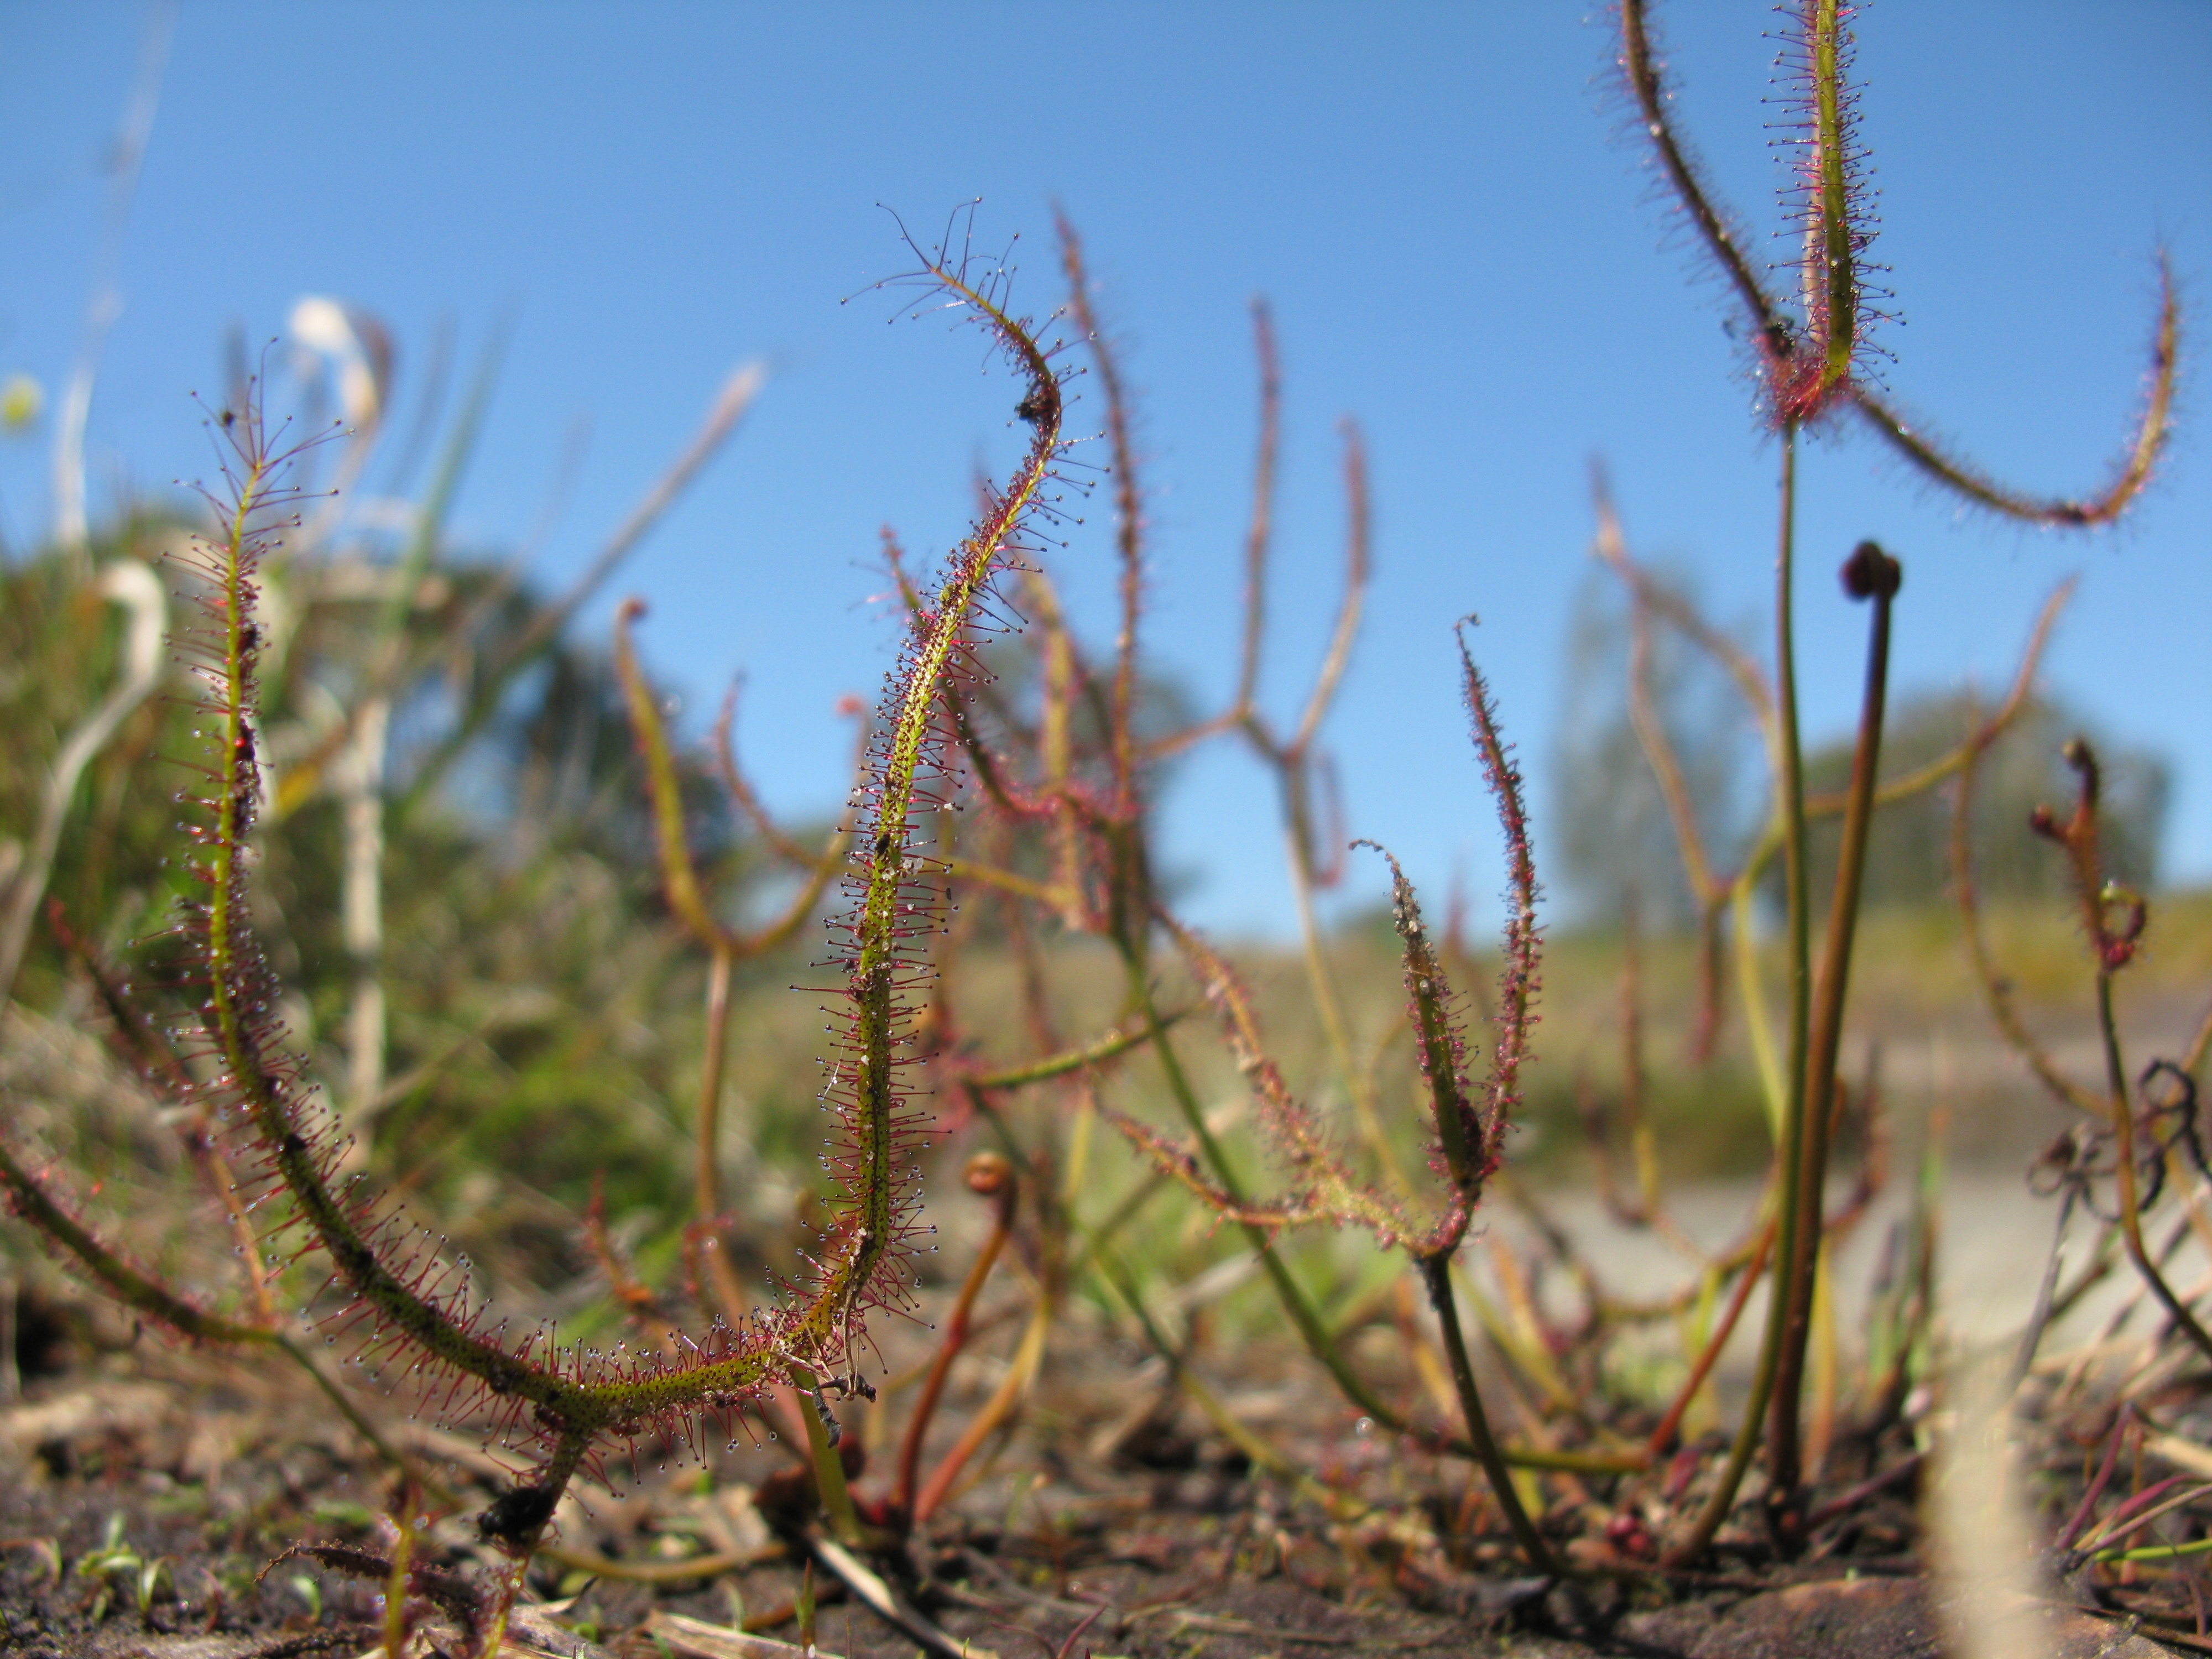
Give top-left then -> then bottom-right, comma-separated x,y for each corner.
0,225 -> 1074,1647
0,1 -> 2198,1646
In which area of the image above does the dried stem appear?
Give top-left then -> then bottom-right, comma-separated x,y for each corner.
909,1291 -> 1051,1524
2097,946 -> 2212,1369
1237,302 -> 1280,722
1645,1219 -> 1776,1463
1951,744 -> 2102,1117
612,596 -> 861,1234
895,1154 -> 1017,1520
1234,424 -> 1376,1165
696,944 -> 734,1223
1056,212 -> 1144,813
1147,301 -> 1280,765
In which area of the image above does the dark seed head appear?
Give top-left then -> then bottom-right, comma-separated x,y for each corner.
1840,540 -> 1901,601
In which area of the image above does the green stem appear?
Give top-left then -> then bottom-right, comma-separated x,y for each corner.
1284,804 -> 1360,1115
1665,421 -> 1804,1569
1063,1170 -> 1166,1284
1415,1254 -> 1558,1574
1730,858 -> 1788,1136
2093,1533 -> 2212,1565
1768,541 -> 1898,1537
965,1017 -> 1171,1091
789,1361 -> 868,1550
1089,1244 -> 1369,1522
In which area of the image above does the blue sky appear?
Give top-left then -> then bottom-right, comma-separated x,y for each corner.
2,2 -> 2205,936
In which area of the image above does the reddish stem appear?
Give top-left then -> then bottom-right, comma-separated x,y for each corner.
896,1154 -> 1019,1524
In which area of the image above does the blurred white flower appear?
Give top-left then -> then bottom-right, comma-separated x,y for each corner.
289,296 -> 390,431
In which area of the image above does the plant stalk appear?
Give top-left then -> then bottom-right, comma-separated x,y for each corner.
696,942 -> 734,1223
896,1157 -> 1017,1519
1415,1254 -> 1558,1574
2100,974 -> 2212,1366
1663,421 -> 1804,1568
789,1362 -> 868,1550
1766,540 -> 1899,1540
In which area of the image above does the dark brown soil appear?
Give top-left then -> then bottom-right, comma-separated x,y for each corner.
0,1297 -> 2195,1659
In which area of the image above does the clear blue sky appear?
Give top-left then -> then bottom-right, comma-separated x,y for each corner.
2,2 -> 2205,936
